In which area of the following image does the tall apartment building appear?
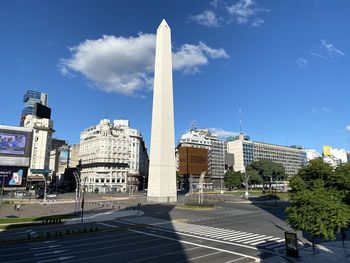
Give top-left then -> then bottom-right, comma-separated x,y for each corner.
21,90 -> 48,126
177,128 -> 225,187
23,115 -> 54,179
322,145 -> 348,166
305,149 -> 322,162
49,140 -> 69,183
79,119 -> 148,193
226,133 -> 307,176
69,144 -> 80,168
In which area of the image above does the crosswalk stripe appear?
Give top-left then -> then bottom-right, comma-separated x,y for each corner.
250,237 -> 282,246
243,236 -> 273,244
158,222 -> 287,251
227,233 -> 262,241
174,226 -> 246,238
237,235 -> 268,243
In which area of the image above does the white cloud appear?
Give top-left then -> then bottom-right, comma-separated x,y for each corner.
296,57 -> 308,69
346,126 -> 350,133
173,42 -> 229,74
190,10 -> 220,27
251,18 -> 264,27
226,0 -> 268,26
210,0 -> 221,8
321,107 -> 330,113
298,39 -> 345,69
190,0 -> 268,28
311,107 -> 331,114
59,34 -> 229,95
320,39 -> 345,58
209,128 -> 239,138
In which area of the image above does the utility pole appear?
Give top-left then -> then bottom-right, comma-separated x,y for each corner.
244,168 -> 250,199
81,177 -> 87,222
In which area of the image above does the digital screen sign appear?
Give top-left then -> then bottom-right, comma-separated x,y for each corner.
0,166 -> 28,187
59,149 -> 69,166
0,132 -> 27,155
34,103 -> 51,119
179,147 -> 208,175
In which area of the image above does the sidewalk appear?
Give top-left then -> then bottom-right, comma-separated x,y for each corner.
265,241 -> 350,263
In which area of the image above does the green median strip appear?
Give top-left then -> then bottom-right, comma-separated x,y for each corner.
0,223 -> 148,245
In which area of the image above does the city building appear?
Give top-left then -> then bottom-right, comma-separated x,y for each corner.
69,144 -> 80,168
226,133 -> 307,177
322,145 -> 348,166
20,90 -> 48,126
305,149 -> 322,162
49,140 -> 69,184
23,115 -> 54,181
51,138 -> 67,151
79,119 -> 148,193
177,127 -> 225,188
0,125 -> 33,191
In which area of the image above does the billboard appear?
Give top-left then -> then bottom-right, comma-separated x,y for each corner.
59,148 -> 69,166
179,147 -> 208,175
323,145 -> 332,157
0,132 -> 27,155
0,166 -> 28,187
0,126 -> 32,167
34,103 -> 51,119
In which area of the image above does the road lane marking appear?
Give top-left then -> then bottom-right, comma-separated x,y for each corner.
30,245 -> 62,250
148,227 -> 278,256
34,250 -> 67,256
130,229 -> 261,262
224,256 -> 247,263
152,222 -> 285,251
97,222 -> 119,228
37,256 -> 75,262
126,246 -> 200,263
176,251 -> 222,262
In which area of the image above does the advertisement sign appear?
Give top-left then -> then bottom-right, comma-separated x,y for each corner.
323,145 -> 332,157
59,149 -> 69,166
0,166 -> 28,187
34,103 -> 51,119
285,232 -> 299,257
179,147 -> 208,175
0,132 -> 27,155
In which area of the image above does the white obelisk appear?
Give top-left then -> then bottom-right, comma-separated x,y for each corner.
147,19 -> 177,203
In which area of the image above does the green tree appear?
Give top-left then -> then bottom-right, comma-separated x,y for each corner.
333,163 -> 350,205
246,167 -> 262,186
248,159 -> 286,188
224,170 -> 243,190
286,160 -> 350,251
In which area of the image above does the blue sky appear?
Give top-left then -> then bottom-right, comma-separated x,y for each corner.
0,0 -> 349,152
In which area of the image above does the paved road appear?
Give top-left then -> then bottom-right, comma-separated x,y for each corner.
0,220 -> 276,262
0,202 -> 306,262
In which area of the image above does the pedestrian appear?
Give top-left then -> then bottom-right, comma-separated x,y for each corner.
14,204 -> 16,211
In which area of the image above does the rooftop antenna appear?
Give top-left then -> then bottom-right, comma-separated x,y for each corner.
190,120 -> 198,131
239,106 -> 242,134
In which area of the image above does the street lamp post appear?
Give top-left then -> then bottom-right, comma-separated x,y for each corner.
73,171 -> 81,214
244,169 -> 250,200
81,177 -> 87,223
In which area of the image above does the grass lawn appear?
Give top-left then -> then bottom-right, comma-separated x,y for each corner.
204,190 -> 290,200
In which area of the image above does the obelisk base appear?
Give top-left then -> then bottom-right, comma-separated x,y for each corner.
147,195 -> 177,203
